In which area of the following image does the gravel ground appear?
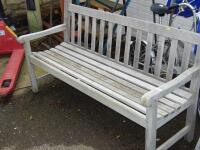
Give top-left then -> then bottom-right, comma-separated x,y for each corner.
0,78 -> 199,150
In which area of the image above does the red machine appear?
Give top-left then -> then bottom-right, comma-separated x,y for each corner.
0,21 -> 24,96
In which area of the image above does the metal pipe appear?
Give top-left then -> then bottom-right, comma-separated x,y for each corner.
178,3 -> 197,32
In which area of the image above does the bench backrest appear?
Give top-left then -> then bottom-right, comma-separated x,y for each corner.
64,1 -> 200,81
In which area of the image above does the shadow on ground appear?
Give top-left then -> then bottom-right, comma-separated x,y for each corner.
0,78 -> 199,150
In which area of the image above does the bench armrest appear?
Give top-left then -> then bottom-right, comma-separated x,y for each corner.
141,67 -> 200,107
18,24 -> 67,43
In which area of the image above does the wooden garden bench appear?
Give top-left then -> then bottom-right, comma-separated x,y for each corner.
18,0 -> 200,149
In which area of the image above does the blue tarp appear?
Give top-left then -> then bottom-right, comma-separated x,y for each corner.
166,0 -> 200,18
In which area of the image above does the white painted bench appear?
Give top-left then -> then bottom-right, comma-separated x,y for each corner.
18,1 -> 200,149
195,137 -> 200,150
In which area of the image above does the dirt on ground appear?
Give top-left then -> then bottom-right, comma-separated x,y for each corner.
0,78 -> 199,150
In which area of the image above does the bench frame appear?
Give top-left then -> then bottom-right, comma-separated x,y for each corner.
18,0 -> 200,149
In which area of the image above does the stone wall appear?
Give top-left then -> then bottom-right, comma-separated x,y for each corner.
2,0 -> 52,17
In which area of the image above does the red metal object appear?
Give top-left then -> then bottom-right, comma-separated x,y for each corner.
0,21 -> 24,96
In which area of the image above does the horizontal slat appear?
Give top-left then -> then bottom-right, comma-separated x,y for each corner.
68,4 -> 200,45
43,51 -> 175,116
33,52 -> 148,115
51,48 -> 181,110
57,45 -> 188,107
60,42 -> 192,101
47,49 -> 181,115
52,48 -> 181,109
30,55 -> 147,127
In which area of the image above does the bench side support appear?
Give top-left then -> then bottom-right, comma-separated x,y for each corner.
145,102 -> 157,150
24,42 -> 38,92
185,45 -> 200,142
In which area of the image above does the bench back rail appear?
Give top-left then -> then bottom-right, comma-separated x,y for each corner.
66,3 -> 200,83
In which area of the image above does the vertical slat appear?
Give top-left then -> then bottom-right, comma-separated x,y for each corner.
71,12 -> 75,44
166,39 -> 178,80
107,22 -> 113,58
181,43 -> 192,72
98,20 -> 105,54
64,0 -> 71,42
91,17 -> 96,51
154,36 -> 165,77
115,25 -> 122,61
144,33 -> 153,72
124,27 -> 132,64
84,15 -> 89,48
133,30 -> 142,68
78,14 -> 82,46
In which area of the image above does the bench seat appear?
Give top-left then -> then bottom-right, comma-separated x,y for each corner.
30,42 -> 192,128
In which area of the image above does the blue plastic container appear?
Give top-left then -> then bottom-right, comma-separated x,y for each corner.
166,0 -> 200,18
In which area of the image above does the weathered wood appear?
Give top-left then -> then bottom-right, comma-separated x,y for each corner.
166,39 -> 178,80
91,17 -> 97,51
115,25 -> 123,61
84,15 -> 89,48
144,33 -> 153,72
64,0 -> 71,42
18,24 -> 67,43
71,13 -> 75,44
124,27 -> 132,64
50,48 -> 181,111
195,138 -> 200,150
19,2 -> 200,150
78,14 -> 82,46
60,43 -> 192,100
107,22 -> 113,58
181,43 -> 192,72
154,36 -> 165,77
30,55 -> 147,127
24,42 -> 38,93
69,4 -> 200,44
145,102 -> 157,150
185,45 -> 200,142
98,20 -> 105,54
133,30 -> 142,68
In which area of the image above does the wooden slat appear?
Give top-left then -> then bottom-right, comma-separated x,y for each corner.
58,43 -> 190,104
68,4 -> 200,45
61,42 -> 191,99
98,20 -> 105,54
84,15 -> 89,48
53,50 -> 180,115
181,43 -> 192,73
78,14 -> 82,46
154,36 -> 165,77
133,30 -> 142,68
50,48 -> 181,110
166,39 -> 178,80
60,42 -> 192,100
33,52 -> 148,115
144,33 -> 153,72
30,55 -> 147,128
124,27 -> 132,65
115,25 -> 123,61
107,22 -> 113,58
91,17 -> 97,51
70,12 -> 75,44
37,50 -> 175,117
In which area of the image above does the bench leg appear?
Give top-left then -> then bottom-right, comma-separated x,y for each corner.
145,103 -> 157,150
24,42 -> 38,93
185,78 -> 200,142
27,62 -> 38,93
185,94 -> 199,142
